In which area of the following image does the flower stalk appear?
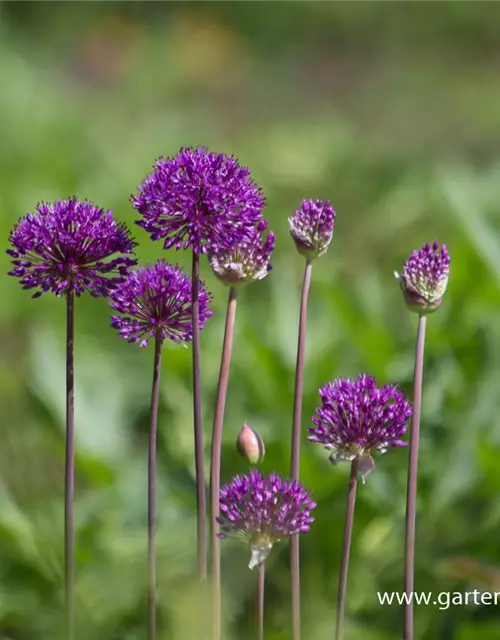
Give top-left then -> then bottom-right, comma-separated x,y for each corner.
258,562 -> 265,640
288,198 -> 335,640
192,250 -> 208,582
403,314 -> 427,639
396,241 -> 450,639
65,290 -> 75,640
336,458 -> 359,640
290,258 -> 313,640
148,331 -> 163,640
210,286 -> 238,640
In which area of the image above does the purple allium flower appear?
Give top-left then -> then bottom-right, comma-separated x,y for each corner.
309,374 -> 412,481
218,470 -> 316,569
395,241 -> 450,313
289,199 -> 336,259
132,147 -> 265,254
109,260 -> 213,347
7,198 -> 137,298
208,220 -> 275,286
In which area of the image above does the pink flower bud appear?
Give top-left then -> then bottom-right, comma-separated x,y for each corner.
236,422 -> 265,465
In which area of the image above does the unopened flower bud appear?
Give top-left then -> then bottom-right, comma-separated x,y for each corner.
395,241 -> 450,314
289,199 -> 335,259
236,422 -> 265,465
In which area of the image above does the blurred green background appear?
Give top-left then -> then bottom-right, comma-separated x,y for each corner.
1,2 -> 500,639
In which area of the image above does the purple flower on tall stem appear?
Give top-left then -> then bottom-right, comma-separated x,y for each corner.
132,147 -> 265,254
396,242 -> 450,639
7,197 -> 137,298
208,221 -> 275,286
218,470 -> 316,568
208,219 -> 273,640
288,197 -> 336,640
6,197 -> 137,640
309,374 -> 411,640
133,147 -> 265,584
309,374 -> 411,473
109,260 -> 212,347
219,471 -> 313,640
109,260 -> 212,640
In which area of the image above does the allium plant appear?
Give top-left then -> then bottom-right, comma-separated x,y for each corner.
7,197 -> 137,640
109,260 -> 212,640
396,241 -> 450,639
7,197 -> 137,298
132,147 -> 265,254
208,220 -> 274,640
208,220 -> 275,286
236,422 -> 265,465
219,471 -> 315,640
289,198 -> 335,260
309,374 -> 412,640
288,198 -> 336,640
218,470 -> 316,566
133,147 -> 265,582
395,241 -> 450,313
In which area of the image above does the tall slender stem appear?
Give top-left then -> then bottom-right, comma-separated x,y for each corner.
65,290 -> 75,640
148,333 -> 163,640
404,314 -> 427,640
336,458 -> 359,640
290,258 -> 313,640
258,562 -> 265,640
192,250 -> 207,581
210,287 -> 238,640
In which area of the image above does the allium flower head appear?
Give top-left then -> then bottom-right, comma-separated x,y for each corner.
395,241 -> 450,313
7,198 -> 137,298
208,220 -> 275,286
289,199 -> 335,259
218,470 -> 316,569
309,374 -> 412,481
109,260 -> 212,347
132,147 -> 265,254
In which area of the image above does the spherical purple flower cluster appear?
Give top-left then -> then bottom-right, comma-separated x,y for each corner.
208,220 -> 275,286
132,147 -> 265,255
7,198 -> 137,298
309,374 -> 411,478
218,470 -> 316,568
289,199 -> 336,259
109,260 -> 213,347
395,241 -> 450,313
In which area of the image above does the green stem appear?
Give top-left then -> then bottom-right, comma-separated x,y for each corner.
148,332 -> 163,640
403,314 -> 427,639
336,458 -> 359,640
65,291 -> 75,640
210,287 -> 238,640
192,250 -> 207,581
290,258 -> 313,640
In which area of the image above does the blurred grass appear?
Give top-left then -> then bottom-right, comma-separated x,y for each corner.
1,2 -> 500,639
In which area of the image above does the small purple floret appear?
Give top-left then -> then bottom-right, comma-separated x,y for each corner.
217,470 -> 316,568
309,374 -> 412,478
109,260 -> 213,347
132,147 -> 265,254
289,199 -> 335,258
395,241 -> 450,312
208,220 -> 275,285
7,197 -> 137,298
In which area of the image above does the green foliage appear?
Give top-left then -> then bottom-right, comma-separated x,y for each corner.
1,3 -> 500,638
